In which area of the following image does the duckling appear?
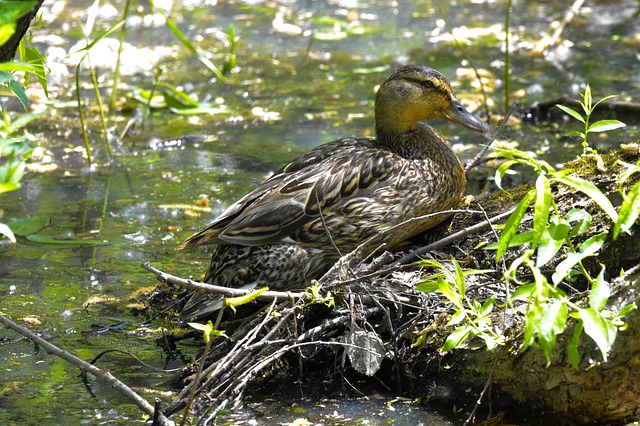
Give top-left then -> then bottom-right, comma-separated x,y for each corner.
178,64 -> 488,319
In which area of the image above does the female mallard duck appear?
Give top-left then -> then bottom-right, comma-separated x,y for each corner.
179,64 -> 487,318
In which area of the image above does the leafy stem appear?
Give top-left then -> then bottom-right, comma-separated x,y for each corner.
556,84 -> 626,155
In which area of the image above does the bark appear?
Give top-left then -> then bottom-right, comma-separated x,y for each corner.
0,0 -> 44,62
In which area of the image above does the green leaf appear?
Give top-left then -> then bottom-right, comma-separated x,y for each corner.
3,159 -> 26,183
74,20 -> 126,53
553,174 -> 618,222
589,266 -> 610,312
7,112 -> 43,136
567,321 -> 583,370
566,208 -> 591,237
536,215 -> 571,268
532,172 -> 551,248
536,228 -> 564,267
549,215 -> 571,240
25,234 -> 105,245
0,25 -> 14,47
447,309 -> 466,326
484,231 -> 533,250
578,307 -> 612,361
9,78 -> 29,108
582,84 -> 592,113
21,44 -> 49,98
188,320 -> 224,343
592,94 -> 618,110
479,295 -> 496,316
0,223 -> 16,242
511,283 -> 535,300
580,232 -> 608,255
494,160 -> 517,189
0,61 -> 42,74
414,280 -> 439,293
523,298 -> 544,350
0,1 -> 38,45
613,180 -> 640,240
8,216 -> 48,236
149,0 -> 225,80
452,257 -> 466,296
587,120 -> 626,133
188,322 -> 209,332
552,232 -> 607,285
159,83 -> 200,108
617,303 -> 637,318
0,181 -> 19,194
538,300 -> 567,363
496,190 -> 536,261
437,277 -> 462,309
556,104 -> 585,123
441,324 -> 473,352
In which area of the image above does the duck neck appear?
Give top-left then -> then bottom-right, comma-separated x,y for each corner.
375,122 -> 449,160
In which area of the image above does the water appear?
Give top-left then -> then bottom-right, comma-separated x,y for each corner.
1,0 -> 639,424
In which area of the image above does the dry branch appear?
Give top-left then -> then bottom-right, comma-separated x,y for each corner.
0,314 -> 175,426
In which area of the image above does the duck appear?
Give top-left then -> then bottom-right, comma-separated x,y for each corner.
178,64 -> 488,319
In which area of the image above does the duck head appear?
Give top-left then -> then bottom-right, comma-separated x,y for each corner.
374,64 -> 488,136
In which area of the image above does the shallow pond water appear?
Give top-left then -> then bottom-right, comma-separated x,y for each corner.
1,0 -> 639,424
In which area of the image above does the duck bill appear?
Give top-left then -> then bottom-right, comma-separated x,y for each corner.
442,96 -> 488,133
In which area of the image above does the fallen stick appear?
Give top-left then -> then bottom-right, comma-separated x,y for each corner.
0,313 -> 175,426
141,261 -> 304,300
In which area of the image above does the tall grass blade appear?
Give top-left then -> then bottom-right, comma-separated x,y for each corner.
110,0 -> 132,108
75,58 -> 92,166
149,0 -> 225,81
87,56 -> 113,160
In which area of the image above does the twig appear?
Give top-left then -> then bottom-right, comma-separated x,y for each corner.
464,347 -> 503,425
0,314 -> 174,426
543,0 -> 585,54
394,207 -> 516,265
141,261 -> 304,300
465,107 -> 514,174
165,301 -> 284,417
90,348 -> 182,373
319,209 -> 485,284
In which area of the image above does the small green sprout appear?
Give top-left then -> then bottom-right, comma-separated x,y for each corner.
556,84 -> 626,155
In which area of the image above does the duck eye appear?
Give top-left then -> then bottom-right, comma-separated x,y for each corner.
422,80 -> 435,88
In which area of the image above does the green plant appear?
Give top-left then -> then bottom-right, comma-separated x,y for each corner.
493,148 -> 636,366
556,84 -> 626,155
0,7 -> 48,243
149,0 -> 226,81
414,258 -> 498,350
109,0 -> 133,109
612,158 -> 640,240
222,25 -> 238,75
132,80 -> 229,117
0,139 -> 33,242
418,146 -> 638,368
183,320 -> 226,426
73,16 -> 125,165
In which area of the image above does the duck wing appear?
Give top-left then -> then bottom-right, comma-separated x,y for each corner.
178,137 -> 399,248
